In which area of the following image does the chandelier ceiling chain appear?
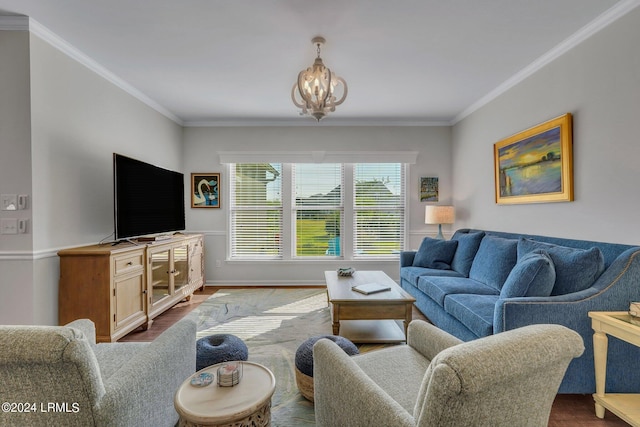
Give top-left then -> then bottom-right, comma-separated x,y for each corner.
291,36 -> 348,122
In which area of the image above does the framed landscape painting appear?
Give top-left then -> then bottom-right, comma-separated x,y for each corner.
420,177 -> 439,202
191,173 -> 220,208
494,113 -> 573,205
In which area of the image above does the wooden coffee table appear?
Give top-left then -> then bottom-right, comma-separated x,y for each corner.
174,361 -> 276,426
324,270 -> 416,343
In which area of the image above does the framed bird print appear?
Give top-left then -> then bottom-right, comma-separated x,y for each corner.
191,173 -> 220,208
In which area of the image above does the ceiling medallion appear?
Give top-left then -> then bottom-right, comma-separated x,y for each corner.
291,36 -> 348,121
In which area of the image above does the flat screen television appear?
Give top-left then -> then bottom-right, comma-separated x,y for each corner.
113,153 -> 185,240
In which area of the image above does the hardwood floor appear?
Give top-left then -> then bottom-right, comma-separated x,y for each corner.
120,287 -> 629,426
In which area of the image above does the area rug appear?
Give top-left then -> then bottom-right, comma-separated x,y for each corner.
186,288 -> 332,427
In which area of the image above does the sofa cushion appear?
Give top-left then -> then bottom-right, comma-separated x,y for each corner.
517,238 -> 605,296
353,345 -> 430,414
451,231 -> 485,277
444,294 -> 499,338
413,237 -> 458,270
418,276 -> 499,307
468,235 -> 518,291
500,250 -> 556,298
401,266 -> 465,287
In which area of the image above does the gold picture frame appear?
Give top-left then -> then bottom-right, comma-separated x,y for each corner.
494,113 -> 573,205
191,173 -> 220,208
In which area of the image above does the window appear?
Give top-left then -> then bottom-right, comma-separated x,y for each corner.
230,162 -> 405,260
293,164 -> 343,257
353,163 -> 405,257
229,163 -> 282,258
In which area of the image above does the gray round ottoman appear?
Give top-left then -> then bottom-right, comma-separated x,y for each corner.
295,335 -> 359,401
196,334 -> 249,372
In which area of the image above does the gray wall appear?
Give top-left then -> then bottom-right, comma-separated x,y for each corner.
452,6 -> 640,245
0,31 -> 183,325
0,30 -> 34,324
183,126 -> 453,285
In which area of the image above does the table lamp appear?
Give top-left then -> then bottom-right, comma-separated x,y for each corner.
425,206 -> 455,240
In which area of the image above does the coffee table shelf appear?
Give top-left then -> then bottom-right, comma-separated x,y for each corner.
338,319 -> 406,343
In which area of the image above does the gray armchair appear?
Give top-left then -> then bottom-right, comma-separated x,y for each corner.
313,320 -> 584,427
0,318 -> 196,427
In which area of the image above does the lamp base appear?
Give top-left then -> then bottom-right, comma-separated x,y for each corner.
435,224 -> 444,240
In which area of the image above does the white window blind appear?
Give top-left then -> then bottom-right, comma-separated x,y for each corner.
229,163 -> 283,258
353,163 -> 405,257
293,164 -> 343,257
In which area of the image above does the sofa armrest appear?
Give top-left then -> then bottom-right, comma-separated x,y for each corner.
313,339 -> 414,427
400,251 -> 416,267
65,319 -> 97,347
494,248 -> 640,334
95,318 -> 197,427
407,320 -> 462,360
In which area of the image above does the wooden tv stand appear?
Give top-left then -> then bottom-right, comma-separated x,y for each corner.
58,234 -> 204,342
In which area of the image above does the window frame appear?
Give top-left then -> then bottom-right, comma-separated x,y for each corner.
229,162 -> 407,261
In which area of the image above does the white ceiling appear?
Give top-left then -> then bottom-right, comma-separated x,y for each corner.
0,0 -> 636,126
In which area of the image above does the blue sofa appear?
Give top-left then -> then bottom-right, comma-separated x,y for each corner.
400,228 -> 640,394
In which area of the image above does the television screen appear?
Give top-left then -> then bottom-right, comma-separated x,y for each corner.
113,153 -> 185,240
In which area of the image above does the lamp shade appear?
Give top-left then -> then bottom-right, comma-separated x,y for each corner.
425,206 -> 455,225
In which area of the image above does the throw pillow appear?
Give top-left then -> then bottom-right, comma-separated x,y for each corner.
450,231 -> 485,277
517,238 -> 605,296
468,235 -> 518,291
413,237 -> 459,270
500,250 -> 556,298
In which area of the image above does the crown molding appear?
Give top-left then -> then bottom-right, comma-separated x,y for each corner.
184,118 -> 451,127
1,16 -> 184,126
453,0 -> 640,124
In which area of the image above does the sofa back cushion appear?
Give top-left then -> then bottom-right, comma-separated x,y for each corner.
451,231 -> 485,277
469,235 -> 518,291
500,250 -> 556,298
517,238 -> 605,295
413,237 -> 458,270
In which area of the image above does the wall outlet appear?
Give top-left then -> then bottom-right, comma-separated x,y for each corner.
1,218 -> 18,234
216,260 -> 222,268
17,194 -> 28,210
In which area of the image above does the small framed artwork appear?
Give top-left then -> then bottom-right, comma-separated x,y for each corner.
191,173 -> 220,208
420,177 -> 439,202
494,113 -> 573,205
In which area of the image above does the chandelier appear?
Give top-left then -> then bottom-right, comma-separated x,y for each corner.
291,36 -> 348,121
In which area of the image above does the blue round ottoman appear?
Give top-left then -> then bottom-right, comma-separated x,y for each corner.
295,335 -> 359,401
196,334 -> 248,372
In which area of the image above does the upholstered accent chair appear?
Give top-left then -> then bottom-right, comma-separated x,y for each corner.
0,318 -> 196,427
313,320 -> 584,427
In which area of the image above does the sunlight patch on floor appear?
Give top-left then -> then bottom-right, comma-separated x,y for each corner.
264,292 -> 327,314
197,315 -> 298,340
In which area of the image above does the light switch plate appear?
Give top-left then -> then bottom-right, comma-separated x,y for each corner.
1,194 -> 17,211
1,218 -> 18,234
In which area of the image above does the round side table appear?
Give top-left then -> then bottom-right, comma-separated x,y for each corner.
174,361 -> 276,427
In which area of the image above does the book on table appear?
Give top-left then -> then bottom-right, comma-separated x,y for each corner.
351,282 -> 391,295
